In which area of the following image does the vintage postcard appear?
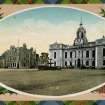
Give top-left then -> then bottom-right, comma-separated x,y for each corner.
0,4 -> 104,101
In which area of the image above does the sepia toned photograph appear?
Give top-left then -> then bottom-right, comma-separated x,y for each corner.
0,6 -> 105,96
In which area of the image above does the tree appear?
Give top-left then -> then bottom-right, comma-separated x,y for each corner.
0,86 -> 16,95
0,7 -> 3,19
11,0 -> 19,4
100,8 -> 105,17
20,0 -> 36,4
27,0 -> 33,4
70,0 -> 89,4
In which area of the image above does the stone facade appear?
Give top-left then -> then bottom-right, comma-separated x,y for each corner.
49,22 -> 105,69
0,43 -> 39,69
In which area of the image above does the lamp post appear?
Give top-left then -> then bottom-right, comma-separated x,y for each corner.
48,58 -> 54,67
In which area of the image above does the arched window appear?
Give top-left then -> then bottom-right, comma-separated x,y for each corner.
86,50 -> 89,58
65,52 -> 67,59
103,60 -> 105,66
70,52 -> 72,58
81,32 -> 84,38
54,61 -> 56,67
70,62 -> 72,66
103,48 -> 105,57
54,52 -> 56,59
86,60 -> 89,66
92,61 -> 95,67
92,50 -> 95,58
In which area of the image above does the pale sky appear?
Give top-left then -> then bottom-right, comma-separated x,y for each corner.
0,7 -> 105,55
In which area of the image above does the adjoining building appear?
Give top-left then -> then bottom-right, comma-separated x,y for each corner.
49,21 -> 105,69
0,43 -> 39,69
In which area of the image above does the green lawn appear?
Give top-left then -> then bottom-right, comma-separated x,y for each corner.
0,69 -> 105,96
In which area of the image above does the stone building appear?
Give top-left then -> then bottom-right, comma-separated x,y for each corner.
49,22 -> 105,69
0,43 -> 39,69
0,56 -> 5,68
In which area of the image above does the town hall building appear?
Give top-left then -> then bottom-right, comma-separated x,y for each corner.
49,21 -> 105,69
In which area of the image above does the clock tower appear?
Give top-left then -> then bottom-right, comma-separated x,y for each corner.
74,21 -> 88,46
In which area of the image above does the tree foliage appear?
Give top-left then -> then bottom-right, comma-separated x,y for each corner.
100,8 -> 105,17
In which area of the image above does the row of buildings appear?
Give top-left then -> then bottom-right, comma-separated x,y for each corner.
1,21 -> 105,69
0,43 -> 49,69
49,21 -> 105,69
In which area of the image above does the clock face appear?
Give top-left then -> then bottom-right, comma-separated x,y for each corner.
78,39 -> 81,43
77,39 -> 83,45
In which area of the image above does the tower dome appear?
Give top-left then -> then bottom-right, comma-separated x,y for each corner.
74,21 -> 88,46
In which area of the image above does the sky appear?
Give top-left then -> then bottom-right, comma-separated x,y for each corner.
0,6 -> 105,54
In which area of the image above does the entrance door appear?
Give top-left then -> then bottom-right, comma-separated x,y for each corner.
77,59 -> 81,68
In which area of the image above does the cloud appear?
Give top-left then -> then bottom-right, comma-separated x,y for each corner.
0,18 -> 104,54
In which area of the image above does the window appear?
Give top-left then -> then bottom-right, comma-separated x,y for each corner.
92,61 -> 95,67
70,52 -> 72,58
65,61 -> 67,67
54,52 -> 56,59
11,63 -> 12,67
70,62 -> 72,66
14,63 -> 16,67
86,50 -> 89,58
75,60 -> 76,66
54,61 -> 56,67
65,52 -> 67,59
78,51 -> 80,57
92,50 -> 95,58
8,63 -> 10,68
86,60 -> 89,66
75,51 -> 76,58
82,51 -> 83,58
81,32 -> 83,38
12,63 -> 14,67
103,60 -> 105,66
103,48 -> 105,57
23,63 -> 26,67
15,63 -> 16,67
